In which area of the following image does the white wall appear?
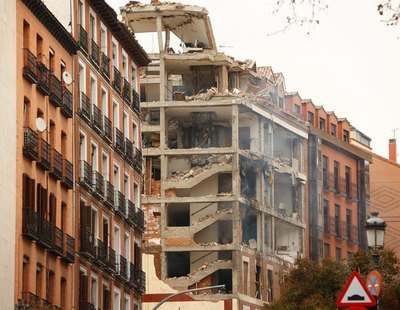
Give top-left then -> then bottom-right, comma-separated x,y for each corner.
0,0 -> 16,307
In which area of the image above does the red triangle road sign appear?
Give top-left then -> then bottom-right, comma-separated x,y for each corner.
336,271 -> 377,307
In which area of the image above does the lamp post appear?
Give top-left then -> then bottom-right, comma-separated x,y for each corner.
365,212 -> 386,269
152,284 -> 225,310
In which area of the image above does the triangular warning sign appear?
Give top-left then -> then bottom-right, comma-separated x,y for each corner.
336,271 -> 376,307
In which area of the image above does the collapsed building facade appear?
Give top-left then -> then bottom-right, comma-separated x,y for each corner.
122,2 -> 308,309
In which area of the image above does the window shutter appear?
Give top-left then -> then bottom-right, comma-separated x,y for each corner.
49,193 -> 56,225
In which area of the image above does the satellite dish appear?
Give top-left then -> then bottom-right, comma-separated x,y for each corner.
62,71 -> 73,85
35,118 -> 47,132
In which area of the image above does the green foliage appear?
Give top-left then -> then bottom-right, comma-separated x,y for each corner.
266,249 -> 400,310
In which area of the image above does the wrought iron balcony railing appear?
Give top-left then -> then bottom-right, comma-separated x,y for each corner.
107,247 -> 117,274
103,115 -> 112,143
132,88 -> 140,115
37,62 -> 50,96
90,39 -> 100,67
37,138 -> 51,171
95,238 -> 108,267
134,208 -> 145,233
63,233 -> 75,264
80,230 -> 95,259
114,190 -> 126,218
123,78 -> 131,103
61,159 -> 73,189
104,180 -> 114,210
23,127 -> 38,161
91,104 -> 103,134
79,160 -> 92,190
117,255 -> 128,281
100,52 -> 110,79
61,87 -> 73,118
126,199 -> 135,226
113,66 -> 122,93
50,148 -> 63,180
22,208 -> 39,240
125,138 -> 133,163
114,127 -> 125,155
92,171 -> 104,199
38,217 -> 53,249
51,226 -> 64,256
133,147 -> 142,173
79,301 -> 96,310
49,74 -> 62,107
79,92 -> 91,123
78,24 -> 88,54
22,48 -> 38,83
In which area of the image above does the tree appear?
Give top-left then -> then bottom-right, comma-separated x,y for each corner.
266,249 -> 400,310
270,0 -> 400,35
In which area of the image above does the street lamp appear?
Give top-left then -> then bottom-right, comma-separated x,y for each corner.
365,211 -> 386,269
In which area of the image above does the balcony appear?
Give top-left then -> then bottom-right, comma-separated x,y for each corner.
63,233 -> 75,264
37,62 -> 50,96
91,104 -> 103,134
134,208 -> 145,233
114,190 -> 126,218
79,92 -> 91,123
103,115 -> 112,143
123,78 -> 131,103
79,160 -> 92,190
133,147 -> 142,173
80,230 -> 95,259
132,88 -> 140,115
22,208 -> 39,240
114,128 -> 125,156
130,264 -> 146,293
79,301 -> 96,310
348,225 -> 359,245
23,127 -> 38,161
49,74 -> 62,107
104,181 -> 114,210
95,238 -> 108,267
117,255 -> 129,281
61,87 -> 73,118
125,138 -> 133,163
38,217 -> 53,249
37,138 -> 51,171
92,171 -> 104,199
21,292 -> 41,308
78,25 -> 88,54
50,148 -> 63,180
113,66 -> 122,93
346,182 -> 358,201
61,159 -> 73,189
22,48 -> 37,83
126,199 -> 135,226
51,226 -> 64,256
100,52 -> 110,79
90,39 -> 100,67
107,247 -> 117,274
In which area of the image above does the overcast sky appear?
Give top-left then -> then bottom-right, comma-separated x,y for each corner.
109,0 -> 400,159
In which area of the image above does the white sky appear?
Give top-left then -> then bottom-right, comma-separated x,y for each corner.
109,0 -> 400,159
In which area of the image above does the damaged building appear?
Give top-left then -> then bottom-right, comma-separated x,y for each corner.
121,2 -> 308,309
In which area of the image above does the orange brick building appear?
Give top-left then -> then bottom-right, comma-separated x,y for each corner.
15,0 -> 78,308
286,93 -> 372,261
369,140 -> 400,258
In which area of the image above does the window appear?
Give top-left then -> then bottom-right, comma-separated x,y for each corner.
124,173 -> 130,199
324,243 -> 330,258
334,161 -> 339,193
112,40 -> 118,67
113,101 -> 119,128
101,87 -> 108,117
89,13 -> 96,42
91,207 -> 98,239
122,52 -> 128,78
345,166 -> 351,198
102,283 -> 111,310
78,0 -> 84,27
113,164 -> 120,191
100,24 -> 107,54
124,295 -> 130,310
307,111 -> 314,125
335,247 -> 342,260
91,275 -> 98,308
134,183 -> 139,208
343,129 -> 349,143
278,97 -> 284,108
114,225 -> 121,256
23,20 -> 30,49
322,155 -> 328,188
123,111 -> 129,139
78,62 -> 85,93
23,97 -> 30,127
131,65 -> 136,89
334,204 -> 340,236
102,216 -> 109,247
79,132 -> 87,161
132,122 -> 138,145
36,264 -> 43,297
294,104 -> 301,114
323,199 -> 329,234
330,123 -> 337,136
114,289 -> 121,310
102,152 -> 109,181
60,277 -> 67,310
319,117 -> 326,131
346,209 -> 352,240
91,142 -> 98,171
49,48 -> 55,72
90,75 -> 97,106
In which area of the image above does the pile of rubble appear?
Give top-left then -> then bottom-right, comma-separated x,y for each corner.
192,208 -> 233,226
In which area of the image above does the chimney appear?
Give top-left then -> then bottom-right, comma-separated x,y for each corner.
389,139 -> 397,162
